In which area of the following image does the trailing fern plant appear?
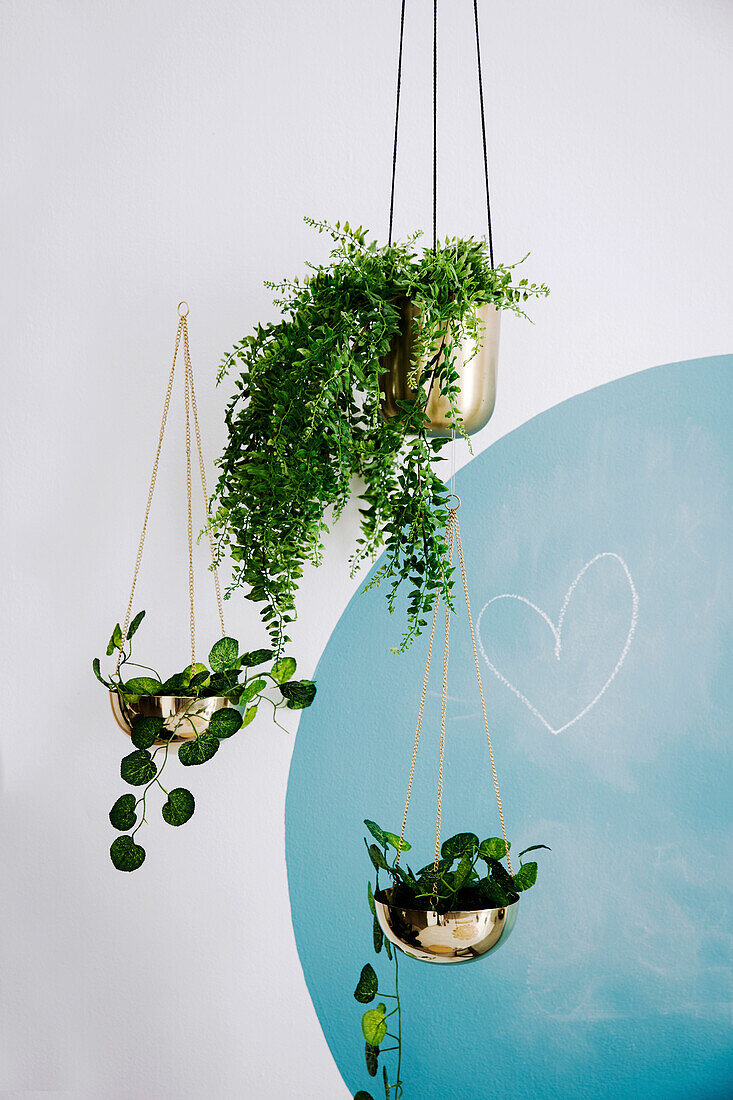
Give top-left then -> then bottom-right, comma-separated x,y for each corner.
93,609 -> 316,870
212,219 -> 548,654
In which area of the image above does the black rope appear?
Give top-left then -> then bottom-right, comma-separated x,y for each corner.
473,0 -> 494,267
432,0 -> 438,251
388,0 -> 407,246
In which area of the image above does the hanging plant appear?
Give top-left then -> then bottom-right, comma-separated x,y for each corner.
94,304 -> 316,872
352,820 -> 549,1098
211,218 -> 548,653
93,609 -> 315,871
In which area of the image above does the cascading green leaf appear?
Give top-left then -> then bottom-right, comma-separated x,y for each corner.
161,788 -> 195,827
178,733 -> 219,767
211,219 -> 548,653
96,611 -> 316,870
208,707 -> 243,739
109,794 -> 137,831
110,835 -> 146,871
130,715 -> 165,750
353,963 -> 379,1004
361,1004 -> 387,1047
120,749 -> 157,786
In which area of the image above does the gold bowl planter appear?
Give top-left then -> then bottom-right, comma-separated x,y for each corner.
378,301 -> 500,437
110,692 -> 232,746
374,886 -> 519,964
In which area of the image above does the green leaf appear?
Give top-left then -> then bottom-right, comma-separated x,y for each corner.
453,854 -> 473,892
364,819 -> 387,848
241,677 -> 267,703
478,877 -> 510,907
130,715 -> 164,750
161,787 -> 195,826
208,636 -> 239,672
127,609 -> 146,639
92,657 -> 109,687
270,656 -> 296,683
373,916 -> 383,954
240,648 -> 275,667
361,1004 -> 387,1046
278,679 -> 317,709
178,733 -> 220,766
120,749 -> 157,786
241,705 -> 258,727
122,676 -> 162,695
518,844 -> 551,858
382,830 -> 410,852
441,832 -> 479,860
365,1043 -> 379,1077
513,861 -> 538,892
159,673 -> 188,694
366,843 -> 390,872
354,963 -> 378,1003
109,793 -> 137,831
208,707 -> 243,739
110,835 -> 146,871
367,881 -> 376,916
354,1092 -> 376,1100
106,623 -> 123,656
488,858 -> 516,893
479,837 -> 510,861
187,668 -> 211,690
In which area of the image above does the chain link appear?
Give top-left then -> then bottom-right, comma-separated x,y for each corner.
433,512 -> 455,874
183,332 -> 196,666
455,523 -> 513,875
115,319 -> 182,673
181,318 -> 226,638
395,504 -> 514,900
116,307 -> 225,674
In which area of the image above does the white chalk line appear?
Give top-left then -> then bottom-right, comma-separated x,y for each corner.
476,552 -> 639,736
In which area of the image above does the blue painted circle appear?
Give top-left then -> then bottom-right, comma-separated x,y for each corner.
286,358 -> 732,1100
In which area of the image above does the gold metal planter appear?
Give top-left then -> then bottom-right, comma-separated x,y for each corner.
378,301 -> 500,437
110,692 -> 232,746
374,887 -> 519,964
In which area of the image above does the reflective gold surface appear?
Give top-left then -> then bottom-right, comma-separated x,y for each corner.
110,692 -> 231,745
375,887 -> 519,964
378,301 -> 500,437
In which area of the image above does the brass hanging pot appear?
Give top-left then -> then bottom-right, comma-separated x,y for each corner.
378,502 -> 520,965
374,887 -> 519,964
378,301 -> 500,437
110,693 -> 233,746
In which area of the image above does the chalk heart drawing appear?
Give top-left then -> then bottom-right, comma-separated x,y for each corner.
476,552 -> 639,735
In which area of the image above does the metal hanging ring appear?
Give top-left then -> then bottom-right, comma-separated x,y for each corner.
178,300 -> 190,318
446,493 -> 462,510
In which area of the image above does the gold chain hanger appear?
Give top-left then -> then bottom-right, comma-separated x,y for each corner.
115,302 -> 226,675
393,497 -> 513,902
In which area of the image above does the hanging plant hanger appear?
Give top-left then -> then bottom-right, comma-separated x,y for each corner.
93,304 -> 315,871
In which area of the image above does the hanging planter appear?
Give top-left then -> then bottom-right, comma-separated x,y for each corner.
352,500 -> 549,1096
378,300 -> 500,437
110,692 -> 231,747
93,304 -> 316,872
373,882 -> 518,965
211,0 -> 547,660
361,501 -> 549,968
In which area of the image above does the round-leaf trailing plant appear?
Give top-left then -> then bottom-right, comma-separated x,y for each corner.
93,609 -> 316,870
351,820 -> 549,1098
211,219 -> 548,654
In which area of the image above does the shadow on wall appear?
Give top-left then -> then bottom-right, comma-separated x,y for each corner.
286,357 -> 733,1100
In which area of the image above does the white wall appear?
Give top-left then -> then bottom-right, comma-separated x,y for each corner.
0,1 -> 730,1096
